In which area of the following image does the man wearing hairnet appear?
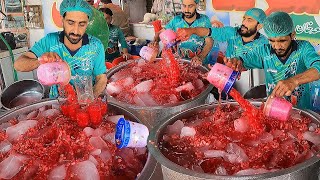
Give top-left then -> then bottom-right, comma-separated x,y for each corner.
224,12 -> 320,109
151,0 -> 213,67
177,8 -> 268,59
14,0 -> 107,98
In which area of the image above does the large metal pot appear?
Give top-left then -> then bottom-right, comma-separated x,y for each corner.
0,79 -> 44,110
148,102 -> 320,180
0,99 -> 159,180
106,59 -> 213,128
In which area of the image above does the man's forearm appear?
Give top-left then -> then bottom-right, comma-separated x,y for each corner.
198,37 -> 213,60
192,27 -> 210,37
122,48 -> 128,54
93,74 -> 107,97
289,68 -> 320,86
14,53 -> 40,72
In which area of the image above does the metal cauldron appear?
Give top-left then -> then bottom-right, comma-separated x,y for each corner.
0,99 -> 159,180
0,79 -> 44,110
243,84 -> 267,100
106,59 -> 213,128
148,102 -> 320,180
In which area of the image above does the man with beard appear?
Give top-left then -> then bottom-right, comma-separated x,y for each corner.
151,0 -> 213,67
14,0 -> 107,98
224,11 -> 320,109
177,8 -> 268,58
100,8 -> 131,62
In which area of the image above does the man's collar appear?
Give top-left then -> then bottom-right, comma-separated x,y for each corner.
270,40 -> 298,54
59,31 -> 89,46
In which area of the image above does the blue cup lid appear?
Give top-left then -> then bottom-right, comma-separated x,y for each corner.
223,71 -> 239,94
115,118 -> 131,149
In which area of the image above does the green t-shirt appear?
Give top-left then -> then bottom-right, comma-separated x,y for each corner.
105,25 -> 128,62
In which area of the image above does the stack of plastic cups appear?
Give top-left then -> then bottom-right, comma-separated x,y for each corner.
115,118 -> 149,148
37,61 -> 71,86
264,97 -> 293,121
206,63 -> 239,94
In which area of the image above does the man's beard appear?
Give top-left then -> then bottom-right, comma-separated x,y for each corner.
65,32 -> 83,44
239,24 -> 258,37
183,11 -> 196,19
274,41 -> 293,58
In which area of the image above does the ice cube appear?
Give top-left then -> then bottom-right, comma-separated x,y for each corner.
303,131 -> 320,145
133,93 -> 158,106
259,132 -> 273,143
225,143 -> 249,163
110,70 -> 129,82
83,127 -> 95,137
39,109 -> 61,118
51,104 -> 61,110
92,128 -> 107,137
0,154 -> 27,179
166,120 -> 184,135
0,140 -> 12,153
203,150 -> 227,158
99,150 -> 112,163
137,59 -> 146,66
0,122 -> 12,132
308,123 -> 318,132
180,127 -> 196,138
106,115 -> 124,124
131,66 -> 142,74
118,77 -> 134,87
132,80 -> 154,93
102,132 -> 115,144
6,120 -> 38,142
234,117 -> 249,133
88,155 -> 99,166
194,79 -> 204,89
26,110 -> 39,119
175,82 -> 195,92
215,165 -> 228,175
89,137 -> 108,150
71,160 -> 99,180
106,82 -> 122,95
168,94 -> 179,104
48,164 -> 66,180
90,149 -> 102,156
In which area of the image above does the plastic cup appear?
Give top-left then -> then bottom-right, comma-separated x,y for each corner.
139,46 -> 157,61
264,97 -> 293,121
206,63 -> 239,93
73,75 -> 94,104
37,61 -> 71,86
159,29 -> 177,47
115,118 -> 149,148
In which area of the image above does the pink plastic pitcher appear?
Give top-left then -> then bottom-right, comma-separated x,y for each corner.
206,63 -> 239,93
159,29 -> 177,45
37,61 -> 71,86
264,97 -> 293,121
139,46 -> 157,62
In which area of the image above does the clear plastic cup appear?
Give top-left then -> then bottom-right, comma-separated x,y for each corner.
37,62 -> 71,86
206,63 -> 239,93
264,97 -> 293,121
115,118 -> 149,148
139,46 -> 157,62
73,75 -> 94,104
159,29 -> 177,47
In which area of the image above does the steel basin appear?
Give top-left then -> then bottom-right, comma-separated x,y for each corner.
0,99 -> 158,180
148,101 -> 320,180
0,79 -> 44,110
106,59 -> 213,128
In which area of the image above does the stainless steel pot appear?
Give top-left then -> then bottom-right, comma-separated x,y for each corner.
106,59 -> 213,128
243,84 -> 267,100
0,99 -> 159,180
148,102 -> 320,180
0,79 -> 44,110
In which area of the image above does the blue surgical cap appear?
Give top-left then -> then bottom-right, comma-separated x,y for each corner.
245,8 -> 266,24
60,0 -> 93,20
264,11 -> 294,38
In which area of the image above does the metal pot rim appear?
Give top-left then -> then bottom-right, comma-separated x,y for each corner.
147,101 -> 320,179
106,59 -> 213,109
0,79 -> 45,110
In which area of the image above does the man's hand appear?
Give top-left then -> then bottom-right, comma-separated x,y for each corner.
122,52 -> 131,60
148,41 -> 160,52
223,57 -> 244,72
176,28 -> 194,41
190,55 -> 202,67
271,78 -> 299,98
38,52 -> 62,64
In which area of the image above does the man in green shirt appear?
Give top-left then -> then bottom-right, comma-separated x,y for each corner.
225,12 -> 320,109
100,8 -> 130,62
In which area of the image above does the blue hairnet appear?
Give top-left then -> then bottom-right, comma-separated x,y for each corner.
244,8 -> 266,24
264,11 -> 294,38
60,0 -> 93,20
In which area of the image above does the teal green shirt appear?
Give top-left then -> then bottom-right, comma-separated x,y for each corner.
30,31 -> 106,98
238,40 -> 320,109
165,13 -> 212,61
105,25 -> 128,62
211,26 -> 269,58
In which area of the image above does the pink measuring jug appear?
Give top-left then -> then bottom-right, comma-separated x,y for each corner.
37,61 -> 71,86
